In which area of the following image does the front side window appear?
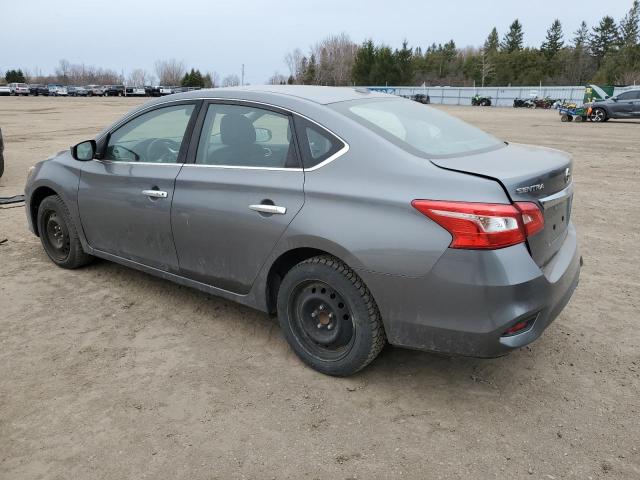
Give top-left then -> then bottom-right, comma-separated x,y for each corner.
195,103 -> 299,168
616,91 -> 639,101
104,104 -> 195,163
331,98 -> 504,158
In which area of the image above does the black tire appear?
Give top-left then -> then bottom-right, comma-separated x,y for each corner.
0,128 -> 4,178
277,255 -> 386,376
37,195 -> 93,269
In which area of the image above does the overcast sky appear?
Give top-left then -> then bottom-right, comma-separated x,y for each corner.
0,0 -> 632,84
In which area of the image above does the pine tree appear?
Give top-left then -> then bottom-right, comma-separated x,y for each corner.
304,54 -> 317,84
590,16 -> 621,64
484,27 -> 499,54
620,0 -> 639,46
181,68 -> 205,87
395,40 -> 414,85
5,69 -> 26,83
352,40 -> 375,85
573,21 -> 589,47
501,20 -> 524,53
541,19 -> 564,59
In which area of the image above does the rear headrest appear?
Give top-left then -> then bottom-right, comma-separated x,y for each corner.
220,113 -> 256,146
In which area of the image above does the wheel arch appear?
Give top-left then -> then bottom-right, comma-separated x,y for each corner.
593,105 -> 609,119
265,247 -> 336,314
29,185 -> 59,236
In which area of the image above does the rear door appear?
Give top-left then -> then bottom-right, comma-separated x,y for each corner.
78,101 -> 199,272
172,101 -> 305,294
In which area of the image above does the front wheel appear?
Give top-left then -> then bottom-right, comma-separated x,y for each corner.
590,108 -> 607,122
277,256 -> 386,376
37,195 -> 93,269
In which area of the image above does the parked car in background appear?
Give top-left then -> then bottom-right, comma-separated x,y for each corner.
47,84 -> 68,96
588,89 -> 640,122
24,86 -> 580,376
125,86 -> 146,96
86,85 -> 105,96
29,84 -> 45,96
9,83 -> 30,96
103,85 -> 125,97
145,86 -> 173,97
68,86 -> 88,97
0,85 -> 10,96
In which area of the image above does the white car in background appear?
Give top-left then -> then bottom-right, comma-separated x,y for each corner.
85,85 -> 106,96
47,84 -> 68,96
0,85 -> 10,96
125,86 -> 146,96
9,83 -> 30,95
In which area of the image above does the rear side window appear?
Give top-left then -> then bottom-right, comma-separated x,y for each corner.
294,117 -> 345,169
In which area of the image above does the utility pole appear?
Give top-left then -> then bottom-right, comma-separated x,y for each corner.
241,64 -> 245,86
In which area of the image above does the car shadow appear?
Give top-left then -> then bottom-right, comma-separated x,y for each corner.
84,258 -> 545,396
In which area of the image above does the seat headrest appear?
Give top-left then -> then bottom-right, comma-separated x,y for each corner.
220,113 -> 256,146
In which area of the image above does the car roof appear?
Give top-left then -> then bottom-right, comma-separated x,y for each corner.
158,85 -> 392,105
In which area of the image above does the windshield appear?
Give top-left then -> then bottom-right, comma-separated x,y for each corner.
331,98 -> 504,158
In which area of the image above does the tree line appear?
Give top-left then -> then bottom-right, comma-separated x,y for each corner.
279,1 -> 640,87
4,58 -> 242,88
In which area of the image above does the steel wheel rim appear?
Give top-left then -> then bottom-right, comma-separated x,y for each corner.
288,280 -> 356,361
43,210 -> 70,261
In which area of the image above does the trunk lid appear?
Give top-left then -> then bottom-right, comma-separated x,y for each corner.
430,143 -> 573,267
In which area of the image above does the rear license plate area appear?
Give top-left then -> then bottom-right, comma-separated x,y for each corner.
545,195 -> 572,245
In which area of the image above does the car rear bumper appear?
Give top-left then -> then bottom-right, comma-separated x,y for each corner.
362,223 -> 580,357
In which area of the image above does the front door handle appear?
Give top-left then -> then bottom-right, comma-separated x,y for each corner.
249,204 -> 287,215
142,189 -> 168,198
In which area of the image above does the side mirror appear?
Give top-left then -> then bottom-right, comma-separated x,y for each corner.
255,127 -> 273,143
71,140 -> 96,161
610,96 -> 618,102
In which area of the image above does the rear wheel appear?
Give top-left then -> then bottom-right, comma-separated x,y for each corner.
574,115 -> 583,122
591,108 -> 607,122
37,195 -> 93,269
277,255 -> 386,376
560,114 -> 569,122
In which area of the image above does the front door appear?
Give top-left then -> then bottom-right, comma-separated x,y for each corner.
78,102 -> 198,272
610,91 -> 637,117
172,102 -> 305,294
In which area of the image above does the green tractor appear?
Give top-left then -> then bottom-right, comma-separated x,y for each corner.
471,94 -> 492,106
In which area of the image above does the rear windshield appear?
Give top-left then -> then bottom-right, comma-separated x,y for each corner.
331,98 -> 504,158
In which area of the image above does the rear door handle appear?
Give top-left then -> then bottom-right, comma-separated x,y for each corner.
249,204 -> 287,215
142,189 -> 168,198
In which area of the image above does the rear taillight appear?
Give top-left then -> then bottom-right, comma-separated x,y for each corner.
411,200 -> 544,250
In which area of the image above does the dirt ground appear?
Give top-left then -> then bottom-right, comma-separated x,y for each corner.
0,97 -> 638,480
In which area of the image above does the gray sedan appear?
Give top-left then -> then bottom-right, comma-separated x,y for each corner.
25,86 -> 581,376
